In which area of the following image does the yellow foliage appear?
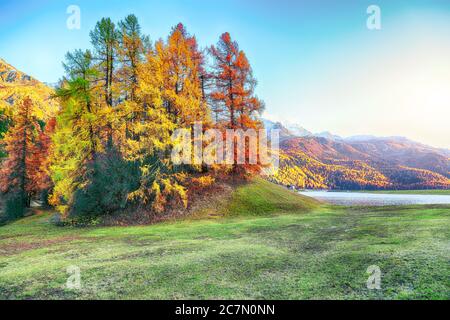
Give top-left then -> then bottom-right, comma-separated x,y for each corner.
191,175 -> 215,189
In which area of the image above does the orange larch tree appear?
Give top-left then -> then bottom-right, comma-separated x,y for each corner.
209,32 -> 263,130
159,23 -> 209,126
209,32 -> 264,175
0,97 -> 43,208
35,117 -> 56,203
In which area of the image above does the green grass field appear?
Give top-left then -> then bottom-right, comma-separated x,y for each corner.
0,179 -> 449,300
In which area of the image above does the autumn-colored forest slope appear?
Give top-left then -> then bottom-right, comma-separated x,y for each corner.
267,121 -> 450,190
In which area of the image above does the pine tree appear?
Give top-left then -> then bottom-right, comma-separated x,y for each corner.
117,14 -> 149,102
49,51 -> 102,215
123,43 -> 183,210
90,18 -> 119,107
59,49 -> 99,161
90,18 -> 119,148
116,15 -> 150,142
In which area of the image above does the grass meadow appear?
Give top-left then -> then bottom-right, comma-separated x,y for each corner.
0,180 -> 449,299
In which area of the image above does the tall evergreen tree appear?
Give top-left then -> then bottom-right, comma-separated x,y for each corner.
116,15 -> 149,142
49,51 -> 103,215
90,18 -> 119,147
123,41 -> 183,211
90,18 -> 119,107
117,14 -> 149,102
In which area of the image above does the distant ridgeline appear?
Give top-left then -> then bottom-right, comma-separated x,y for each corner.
264,119 -> 450,190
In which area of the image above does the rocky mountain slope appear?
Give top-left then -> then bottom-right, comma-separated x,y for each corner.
0,58 -> 58,119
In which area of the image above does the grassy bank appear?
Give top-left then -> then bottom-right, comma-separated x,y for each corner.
0,179 -> 449,300
223,178 -> 320,216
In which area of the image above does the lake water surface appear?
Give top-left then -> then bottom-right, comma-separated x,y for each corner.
298,191 -> 450,206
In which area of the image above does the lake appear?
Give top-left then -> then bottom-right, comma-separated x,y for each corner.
298,190 -> 450,206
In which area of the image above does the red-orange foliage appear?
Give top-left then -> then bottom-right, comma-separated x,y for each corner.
0,97 -> 43,206
209,32 -> 264,176
35,117 -> 56,193
209,32 -> 263,129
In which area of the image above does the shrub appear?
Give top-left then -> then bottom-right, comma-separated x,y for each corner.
49,213 -> 64,226
68,147 -> 140,218
5,192 -> 26,220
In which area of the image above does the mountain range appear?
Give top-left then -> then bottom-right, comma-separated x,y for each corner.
264,119 -> 450,190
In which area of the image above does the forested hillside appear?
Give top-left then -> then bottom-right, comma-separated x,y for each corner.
270,135 -> 450,190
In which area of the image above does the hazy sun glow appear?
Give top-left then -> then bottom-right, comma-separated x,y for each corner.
264,9 -> 450,148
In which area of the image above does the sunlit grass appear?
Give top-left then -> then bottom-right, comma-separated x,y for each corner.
0,180 -> 449,300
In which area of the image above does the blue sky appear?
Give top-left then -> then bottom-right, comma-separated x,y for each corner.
1,0 -> 449,148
